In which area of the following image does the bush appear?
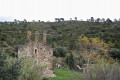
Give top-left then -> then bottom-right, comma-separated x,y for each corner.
108,49 -> 120,59
53,57 -> 67,68
85,60 -> 120,80
70,60 -> 120,80
53,47 -> 68,57
0,53 -> 44,80
0,53 -> 20,80
66,53 -> 75,69
18,57 -> 44,80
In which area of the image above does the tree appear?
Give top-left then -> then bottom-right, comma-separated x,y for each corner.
106,18 -> 112,27
76,36 -> 110,73
55,18 -> 60,22
106,18 -> 112,23
32,20 -> 35,22
53,47 -> 68,57
60,18 -> 64,22
75,17 -> 77,20
96,18 -> 100,22
24,19 -> 27,23
101,18 -> 105,22
55,18 -> 58,22
66,52 -> 75,69
114,19 -> 117,22
38,20 -> 40,22
14,19 -> 18,24
90,17 -> 94,22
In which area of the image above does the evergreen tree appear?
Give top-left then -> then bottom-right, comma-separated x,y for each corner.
66,53 -> 75,69
90,17 -> 94,22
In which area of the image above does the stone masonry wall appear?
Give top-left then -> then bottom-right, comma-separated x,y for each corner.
18,31 -> 56,77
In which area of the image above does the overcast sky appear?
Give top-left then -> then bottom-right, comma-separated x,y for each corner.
0,0 -> 120,21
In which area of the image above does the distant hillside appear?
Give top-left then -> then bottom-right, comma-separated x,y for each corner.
0,21 -> 120,59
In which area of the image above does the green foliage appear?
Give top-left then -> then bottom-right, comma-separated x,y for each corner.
86,60 -> 120,80
0,53 -> 20,80
53,57 -> 67,68
0,53 -> 44,80
108,49 -> 120,59
0,20 -> 120,80
66,53 -> 75,69
53,47 -> 68,57
18,57 -> 44,80
0,20 -> 120,60
70,59 -> 120,80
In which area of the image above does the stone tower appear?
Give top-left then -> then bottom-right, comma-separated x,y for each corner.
18,31 -> 56,77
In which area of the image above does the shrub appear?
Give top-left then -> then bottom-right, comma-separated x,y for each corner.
71,60 -> 120,80
108,49 -> 120,59
0,53 -> 44,80
0,53 -> 20,80
18,57 -> 44,80
85,60 -> 120,80
66,53 -> 75,69
53,47 -> 68,57
53,57 -> 67,68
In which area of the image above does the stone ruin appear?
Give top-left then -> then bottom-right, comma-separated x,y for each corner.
18,31 -> 56,77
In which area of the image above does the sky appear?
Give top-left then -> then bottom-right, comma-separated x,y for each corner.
0,0 -> 120,22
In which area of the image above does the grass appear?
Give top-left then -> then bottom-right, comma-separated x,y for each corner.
48,68 -> 83,80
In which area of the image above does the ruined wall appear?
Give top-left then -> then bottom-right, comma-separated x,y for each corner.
18,31 -> 56,77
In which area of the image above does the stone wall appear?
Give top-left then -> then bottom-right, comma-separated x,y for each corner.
18,31 -> 56,77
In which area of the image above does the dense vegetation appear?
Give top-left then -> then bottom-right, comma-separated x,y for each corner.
48,61 -> 120,80
0,19 -> 120,80
0,20 -> 120,59
0,53 -> 44,80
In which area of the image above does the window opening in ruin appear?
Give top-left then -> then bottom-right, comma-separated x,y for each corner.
35,49 -> 37,57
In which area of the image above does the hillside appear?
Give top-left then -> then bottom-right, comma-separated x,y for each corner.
0,21 -> 120,59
